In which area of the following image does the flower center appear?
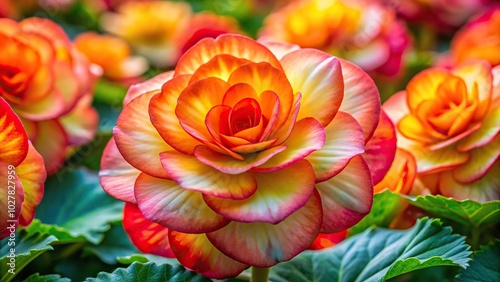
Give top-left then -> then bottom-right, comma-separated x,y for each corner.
0,66 -> 26,101
229,98 -> 262,135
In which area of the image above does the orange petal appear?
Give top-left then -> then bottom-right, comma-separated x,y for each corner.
189,54 -> 251,83
0,97 -> 28,166
406,68 -> 451,112
374,148 -> 417,195
124,71 -> 174,106
0,161 -> 24,239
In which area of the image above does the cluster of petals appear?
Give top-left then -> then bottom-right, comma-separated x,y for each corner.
259,0 -> 411,78
99,34 -> 386,278
0,17 -> 100,174
100,1 -> 243,67
383,60 -> 500,202
0,97 -> 46,239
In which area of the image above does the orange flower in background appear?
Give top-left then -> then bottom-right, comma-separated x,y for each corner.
0,18 -> 100,174
100,34 -> 384,278
74,32 -> 149,82
100,1 -> 192,67
452,7 -> 500,67
260,0 -> 411,78
0,97 -> 46,239
383,60 -> 500,202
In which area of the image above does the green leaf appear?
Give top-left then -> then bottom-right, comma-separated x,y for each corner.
0,231 -> 57,282
85,262 -> 212,282
270,218 -> 472,282
456,240 -> 500,282
23,220 -> 85,243
406,195 -> 500,230
23,273 -> 70,282
117,254 -> 179,266
93,79 -> 127,106
84,224 -> 139,264
348,190 -> 404,236
36,168 -> 123,244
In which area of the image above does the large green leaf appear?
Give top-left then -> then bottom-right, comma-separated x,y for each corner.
23,273 -> 70,282
36,168 -> 123,244
456,240 -> 500,282
407,195 -> 500,230
348,190 -> 404,236
23,220 -> 85,243
270,218 -> 471,282
0,231 -> 57,282
85,262 -> 212,282
117,254 -> 179,266
84,224 -> 139,264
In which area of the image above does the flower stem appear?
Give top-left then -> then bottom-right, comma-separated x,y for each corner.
251,267 -> 269,282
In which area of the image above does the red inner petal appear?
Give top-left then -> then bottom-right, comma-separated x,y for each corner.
229,98 -> 262,135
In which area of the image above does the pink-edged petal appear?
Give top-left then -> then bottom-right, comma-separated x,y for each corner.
338,58 -> 380,142
32,119 -> 68,175
440,163 -> 500,202
204,160 -> 316,224
99,138 -> 140,203
258,40 -> 300,60
280,49 -> 344,126
15,142 -> 46,226
452,134 -> 500,183
253,118 -> 325,172
149,75 -> 201,155
169,231 -> 249,279
175,34 -> 283,76
382,90 -> 410,124
306,112 -> 365,182
123,202 -> 175,258
124,71 -> 174,106
194,145 -> 286,175
230,139 -> 277,154
268,92 -> 301,144
362,110 -> 397,185
114,91 -> 171,179
59,94 -> 98,146
175,77 -> 230,144
316,155 -> 373,233
0,162 -> 24,239
206,189 -> 322,267
160,151 -> 257,199
134,173 -> 229,234
457,106 -> 500,152
0,97 -> 28,166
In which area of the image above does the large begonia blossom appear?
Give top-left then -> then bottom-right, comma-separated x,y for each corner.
384,61 -> 500,202
0,97 -> 46,239
0,17 -> 99,174
259,0 -> 411,78
100,34 -> 383,278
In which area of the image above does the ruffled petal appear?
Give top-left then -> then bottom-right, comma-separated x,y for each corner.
175,34 -> 282,76
0,97 -> 28,166
280,49 -> 343,126
32,119 -> 68,175
114,91 -> 171,179
316,155 -> 373,232
206,189 -> 322,267
160,151 -> 257,199
169,231 -> 249,279
338,58 -> 380,141
124,71 -> 174,106
189,54 -> 251,82
149,75 -> 201,155
406,68 -> 450,112
204,160 -> 316,224
123,202 -> 175,258
99,138 -> 140,203
306,112 -> 365,182
15,142 -> 46,226
253,118 -> 325,172
134,173 -> 229,233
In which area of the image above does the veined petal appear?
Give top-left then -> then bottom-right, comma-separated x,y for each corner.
175,34 -> 282,76
149,75 -> 201,155
99,138 -> 140,203
316,155 -> 373,232
280,49 -> 344,126
123,203 -> 175,258
206,189 -> 322,267
440,163 -> 500,202
160,151 -> 257,199
134,173 -> 229,234
362,111 -> 397,185
114,91 -> 171,179
32,119 -> 68,175
194,145 -> 286,174
190,54 -> 251,83
0,162 -> 24,239
124,71 -> 174,106
253,118 -> 325,172
0,97 -> 28,166
338,58 -> 380,141
204,160 -> 316,224
169,231 -> 249,279
307,112 -> 365,183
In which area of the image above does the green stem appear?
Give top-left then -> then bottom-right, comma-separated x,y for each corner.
470,228 -> 481,251
251,267 -> 269,282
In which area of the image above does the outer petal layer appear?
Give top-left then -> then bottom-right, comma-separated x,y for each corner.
0,97 -> 28,166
